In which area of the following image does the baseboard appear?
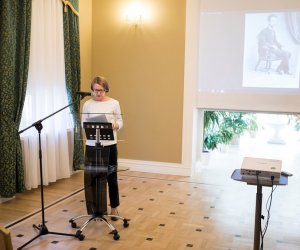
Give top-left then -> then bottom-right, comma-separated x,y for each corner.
0,196 -> 15,204
118,158 -> 191,176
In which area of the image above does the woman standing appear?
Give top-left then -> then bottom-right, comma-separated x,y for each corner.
82,76 -> 123,218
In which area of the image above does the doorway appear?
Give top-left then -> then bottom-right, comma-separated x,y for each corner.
194,112 -> 300,185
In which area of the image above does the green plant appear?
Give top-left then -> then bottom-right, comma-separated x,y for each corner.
221,112 -> 248,135
245,113 -> 259,136
203,111 -> 222,129
203,111 -> 222,151
203,111 -> 233,151
203,111 -> 258,151
203,131 -> 219,151
293,114 -> 300,131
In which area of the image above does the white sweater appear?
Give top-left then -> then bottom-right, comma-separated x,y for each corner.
82,98 -> 123,146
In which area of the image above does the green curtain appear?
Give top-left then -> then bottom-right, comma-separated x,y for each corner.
62,0 -> 84,170
0,0 -> 31,197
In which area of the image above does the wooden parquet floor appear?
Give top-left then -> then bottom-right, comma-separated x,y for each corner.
1,169 -> 300,250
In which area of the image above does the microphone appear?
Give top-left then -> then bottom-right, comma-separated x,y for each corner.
76,91 -> 92,97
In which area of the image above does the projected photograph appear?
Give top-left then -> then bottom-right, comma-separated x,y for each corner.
243,12 -> 300,89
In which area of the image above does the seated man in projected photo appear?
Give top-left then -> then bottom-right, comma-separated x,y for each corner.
257,14 -> 291,75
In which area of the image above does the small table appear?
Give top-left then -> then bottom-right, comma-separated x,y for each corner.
231,169 -> 288,250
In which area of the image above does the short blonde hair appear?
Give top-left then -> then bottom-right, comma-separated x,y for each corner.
90,76 -> 110,92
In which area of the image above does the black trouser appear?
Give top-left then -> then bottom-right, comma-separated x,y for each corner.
84,144 -> 120,214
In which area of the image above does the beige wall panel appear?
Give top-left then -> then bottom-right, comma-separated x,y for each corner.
79,0 -> 92,89
88,0 -> 185,163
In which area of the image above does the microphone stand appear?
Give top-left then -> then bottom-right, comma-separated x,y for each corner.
17,93 -> 88,249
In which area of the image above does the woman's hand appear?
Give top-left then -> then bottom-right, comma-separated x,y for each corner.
112,123 -> 119,130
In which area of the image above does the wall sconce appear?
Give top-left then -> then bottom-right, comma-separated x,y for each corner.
124,2 -> 146,27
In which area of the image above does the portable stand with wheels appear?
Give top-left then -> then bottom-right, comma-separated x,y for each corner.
69,122 -> 129,241
231,169 -> 288,250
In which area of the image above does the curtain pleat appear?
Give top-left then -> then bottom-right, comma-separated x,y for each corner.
20,0 -> 75,189
0,0 -> 31,197
63,0 -> 84,170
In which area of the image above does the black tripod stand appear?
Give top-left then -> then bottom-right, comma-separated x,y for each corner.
17,93 -> 88,249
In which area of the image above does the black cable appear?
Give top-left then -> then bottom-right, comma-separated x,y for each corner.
260,176 -> 277,250
263,179 -> 277,236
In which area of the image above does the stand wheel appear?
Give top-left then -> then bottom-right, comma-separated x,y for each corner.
123,219 -> 129,228
78,234 -> 85,241
76,230 -> 85,241
113,233 -> 120,240
71,222 -> 77,228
